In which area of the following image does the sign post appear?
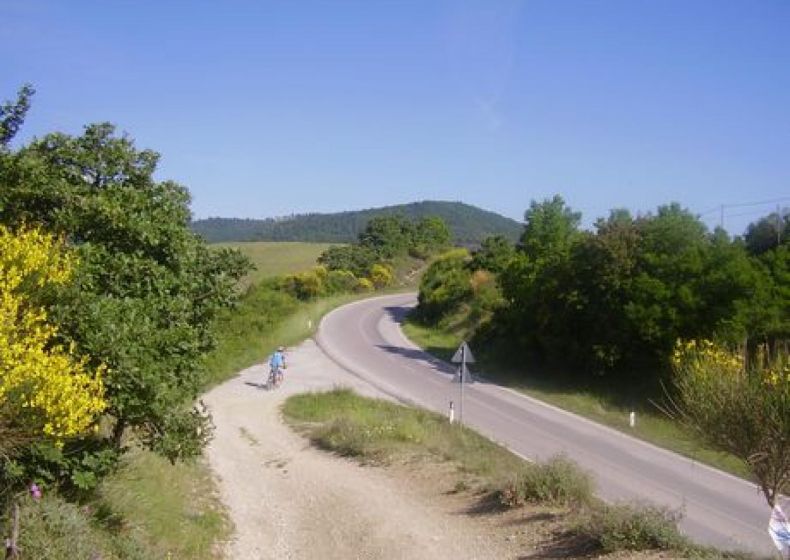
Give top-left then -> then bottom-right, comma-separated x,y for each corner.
451,341 -> 475,425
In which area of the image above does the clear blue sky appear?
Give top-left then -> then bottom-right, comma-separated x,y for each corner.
3,0 -> 789,234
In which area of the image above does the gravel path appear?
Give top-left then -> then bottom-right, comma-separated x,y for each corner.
203,339 -> 510,560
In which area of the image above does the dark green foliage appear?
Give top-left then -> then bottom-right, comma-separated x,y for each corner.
411,216 -> 452,258
317,244 -> 377,277
744,210 -> 789,256
358,214 -> 415,259
417,194 -> 789,386
318,214 -> 452,289
191,200 -> 521,245
0,119 -> 250,466
417,250 -> 473,324
0,83 -> 33,148
470,235 -> 516,273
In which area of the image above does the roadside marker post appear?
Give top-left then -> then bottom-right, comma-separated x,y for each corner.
448,401 -> 455,424
451,342 -> 475,425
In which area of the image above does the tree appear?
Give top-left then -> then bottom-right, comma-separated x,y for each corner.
0,225 -> 106,458
358,214 -> 414,259
671,340 -> 789,507
495,196 -> 582,363
411,216 -> 451,258
744,211 -> 789,256
318,244 -> 377,278
518,195 -> 582,262
0,84 -> 34,149
470,235 -> 516,273
416,249 -> 472,324
0,121 -> 249,459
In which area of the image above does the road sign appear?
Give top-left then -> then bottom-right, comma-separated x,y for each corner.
450,342 -> 475,425
451,342 -> 475,364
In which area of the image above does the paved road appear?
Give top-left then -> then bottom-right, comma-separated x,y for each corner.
316,293 -> 775,557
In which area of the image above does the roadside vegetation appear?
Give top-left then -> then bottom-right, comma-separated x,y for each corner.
0,85 -> 245,558
0,84 -> 453,557
406,195 -> 789,499
284,389 -> 753,559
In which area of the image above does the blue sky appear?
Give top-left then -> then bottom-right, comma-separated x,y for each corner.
2,1 -> 788,234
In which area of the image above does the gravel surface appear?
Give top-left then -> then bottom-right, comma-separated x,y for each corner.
203,339 -> 513,560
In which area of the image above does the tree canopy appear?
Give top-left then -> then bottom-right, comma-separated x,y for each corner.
0,88 -> 249,468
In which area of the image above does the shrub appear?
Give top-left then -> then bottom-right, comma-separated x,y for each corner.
0,225 -> 106,458
369,263 -> 394,289
8,495 -> 118,560
416,249 -> 472,324
325,269 -> 358,294
573,502 -> 687,552
671,339 -> 790,506
283,268 -> 325,300
499,455 -> 594,507
355,278 -> 374,293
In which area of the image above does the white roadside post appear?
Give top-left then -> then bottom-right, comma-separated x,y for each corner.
451,341 -> 475,425
629,411 -> 636,428
448,401 -> 455,424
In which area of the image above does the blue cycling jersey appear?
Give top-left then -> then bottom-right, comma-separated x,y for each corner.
269,351 -> 285,369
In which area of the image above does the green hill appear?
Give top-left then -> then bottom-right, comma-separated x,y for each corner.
192,201 -> 521,245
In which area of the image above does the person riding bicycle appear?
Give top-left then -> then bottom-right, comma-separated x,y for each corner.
268,346 -> 286,387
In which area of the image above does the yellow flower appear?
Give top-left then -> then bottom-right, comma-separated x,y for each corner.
0,225 -> 106,442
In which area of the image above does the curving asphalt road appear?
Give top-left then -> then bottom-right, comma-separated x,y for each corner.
316,293 -> 774,557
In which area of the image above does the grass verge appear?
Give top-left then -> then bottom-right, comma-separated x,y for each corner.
401,318 -> 751,480
203,280 -> 372,387
7,447 -> 228,560
283,389 -> 750,558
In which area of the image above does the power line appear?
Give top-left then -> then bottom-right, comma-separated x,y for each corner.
699,196 -> 790,229
719,196 -> 790,210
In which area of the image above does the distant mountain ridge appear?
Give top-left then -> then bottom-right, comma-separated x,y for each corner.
192,201 -> 522,245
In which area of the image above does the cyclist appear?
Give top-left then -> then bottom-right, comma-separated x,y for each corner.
268,346 -> 286,388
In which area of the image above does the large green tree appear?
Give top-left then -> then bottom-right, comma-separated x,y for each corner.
0,114 -> 249,459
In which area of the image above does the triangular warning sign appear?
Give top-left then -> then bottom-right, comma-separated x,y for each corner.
453,363 -> 474,383
451,341 -> 475,364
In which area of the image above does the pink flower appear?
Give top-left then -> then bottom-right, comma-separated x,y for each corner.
29,483 -> 42,500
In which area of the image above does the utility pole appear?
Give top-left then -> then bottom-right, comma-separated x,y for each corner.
777,204 -> 782,246
720,205 -> 724,229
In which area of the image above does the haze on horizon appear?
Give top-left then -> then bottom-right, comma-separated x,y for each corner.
2,0 -> 788,235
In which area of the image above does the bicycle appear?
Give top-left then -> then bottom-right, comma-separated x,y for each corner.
267,366 -> 284,390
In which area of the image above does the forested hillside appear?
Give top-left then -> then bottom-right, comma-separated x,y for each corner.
191,200 -> 521,245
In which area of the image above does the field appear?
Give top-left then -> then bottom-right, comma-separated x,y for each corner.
212,241 -> 337,286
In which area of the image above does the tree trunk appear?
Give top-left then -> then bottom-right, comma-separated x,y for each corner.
112,418 -> 126,448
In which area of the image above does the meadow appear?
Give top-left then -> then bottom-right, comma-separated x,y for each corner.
212,241 -> 336,286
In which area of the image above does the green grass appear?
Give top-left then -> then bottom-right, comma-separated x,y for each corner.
283,389 -> 752,558
213,241 -> 337,286
401,318 -> 752,480
95,447 -> 229,559
204,279 -> 370,387
8,447 -> 228,560
284,389 -> 553,488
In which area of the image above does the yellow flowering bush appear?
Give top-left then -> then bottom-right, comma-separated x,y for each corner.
671,338 -> 789,506
0,225 -> 106,447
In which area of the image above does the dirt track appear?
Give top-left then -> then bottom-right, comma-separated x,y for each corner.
203,339 -> 514,560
